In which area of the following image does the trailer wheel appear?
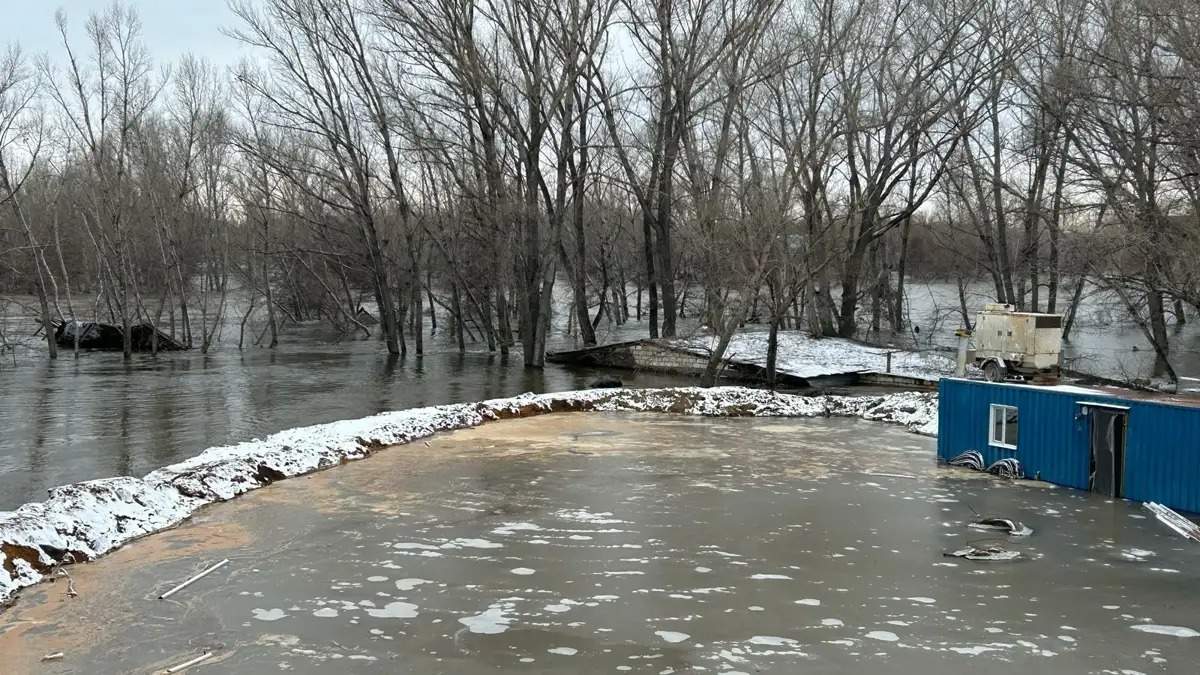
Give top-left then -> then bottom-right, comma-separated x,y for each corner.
983,360 -> 1007,382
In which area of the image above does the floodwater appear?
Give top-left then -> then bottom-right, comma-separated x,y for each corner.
0,320 -> 688,510
900,281 -> 1200,382
2,413 -> 1197,673
3,278 -> 1200,511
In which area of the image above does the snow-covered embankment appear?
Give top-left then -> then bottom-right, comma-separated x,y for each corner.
0,386 -> 936,606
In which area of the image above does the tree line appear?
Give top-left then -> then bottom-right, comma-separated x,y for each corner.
0,0 -> 1197,381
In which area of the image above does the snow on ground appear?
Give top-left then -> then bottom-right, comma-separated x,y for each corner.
672,331 -> 958,381
0,386 -> 936,607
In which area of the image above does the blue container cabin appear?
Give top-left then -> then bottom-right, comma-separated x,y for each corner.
937,378 -> 1200,513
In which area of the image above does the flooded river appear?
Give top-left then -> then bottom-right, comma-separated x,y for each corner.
3,280 -> 1200,510
0,321 -> 686,510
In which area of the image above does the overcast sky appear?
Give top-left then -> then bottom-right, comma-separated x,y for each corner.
2,1 -> 247,70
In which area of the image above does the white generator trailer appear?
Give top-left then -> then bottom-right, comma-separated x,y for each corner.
960,304 -> 1064,383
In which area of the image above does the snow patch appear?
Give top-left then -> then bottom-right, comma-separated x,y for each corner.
442,538 -> 503,550
656,631 -> 690,643
253,608 -> 287,622
1130,625 -> 1200,638
459,600 -> 516,634
365,601 -> 419,619
492,522 -> 542,536
672,331 -> 955,383
394,578 -> 430,592
748,636 -> 800,647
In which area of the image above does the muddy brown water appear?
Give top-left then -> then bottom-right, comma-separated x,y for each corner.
2,412 -> 1198,674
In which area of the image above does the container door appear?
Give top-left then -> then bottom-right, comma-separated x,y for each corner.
1088,409 -> 1127,498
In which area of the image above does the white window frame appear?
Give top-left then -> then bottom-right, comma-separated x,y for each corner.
989,404 -> 1018,449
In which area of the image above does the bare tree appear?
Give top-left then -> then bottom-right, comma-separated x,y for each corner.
0,45 -> 56,358
42,5 -> 165,359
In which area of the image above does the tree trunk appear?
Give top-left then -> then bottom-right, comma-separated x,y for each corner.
121,257 -> 132,360
531,269 -> 554,368
617,264 -> 629,322
656,218 -> 677,337
451,280 -> 466,351
1146,286 -> 1170,366
837,240 -> 868,337
361,212 -> 400,355
989,93 -> 1017,307
766,313 -> 780,390
495,286 -> 511,356
425,269 -> 437,336
957,276 -> 973,330
700,329 -> 736,387
1062,275 -> 1086,342
0,158 -> 58,360
641,212 -> 659,338
891,216 -> 912,332
1046,136 -> 1069,313
869,241 -> 883,335
412,269 -> 424,355
263,234 -> 278,349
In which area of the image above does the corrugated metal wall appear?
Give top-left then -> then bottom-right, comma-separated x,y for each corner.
937,379 -> 1200,512
1121,401 -> 1200,512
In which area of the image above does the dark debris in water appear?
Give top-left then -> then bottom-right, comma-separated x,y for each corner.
968,517 -> 1033,537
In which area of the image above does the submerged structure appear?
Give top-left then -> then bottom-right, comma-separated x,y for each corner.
937,378 -> 1200,512
54,320 -> 187,352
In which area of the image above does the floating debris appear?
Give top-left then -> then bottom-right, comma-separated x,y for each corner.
165,651 -> 213,673
1144,502 -> 1200,542
945,544 -> 1021,562
986,458 -> 1023,479
968,518 -> 1033,537
859,471 -> 917,480
159,559 -> 230,600
1118,547 -> 1156,562
947,451 -> 984,471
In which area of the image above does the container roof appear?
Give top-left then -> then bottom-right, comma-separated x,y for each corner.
944,377 -> 1200,409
